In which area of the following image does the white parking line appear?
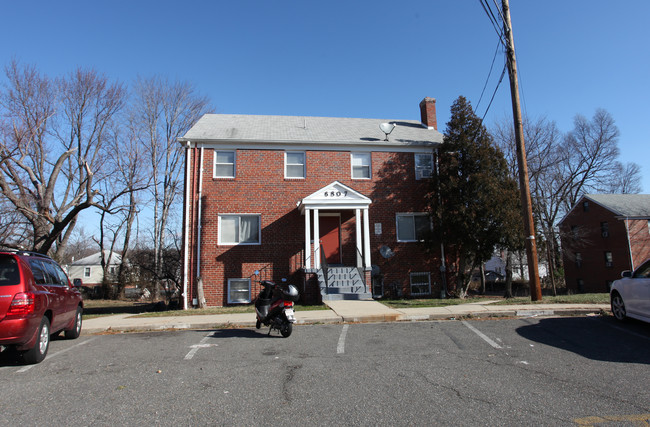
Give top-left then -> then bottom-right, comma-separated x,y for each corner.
461,320 -> 502,349
337,324 -> 349,354
184,333 -> 216,360
16,337 -> 98,373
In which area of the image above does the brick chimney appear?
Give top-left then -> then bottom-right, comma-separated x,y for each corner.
419,97 -> 437,130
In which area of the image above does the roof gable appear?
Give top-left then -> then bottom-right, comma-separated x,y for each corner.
559,194 -> 650,225
298,181 -> 371,212
585,194 -> 650,218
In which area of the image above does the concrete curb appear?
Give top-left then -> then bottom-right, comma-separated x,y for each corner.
81,303 -> 610,335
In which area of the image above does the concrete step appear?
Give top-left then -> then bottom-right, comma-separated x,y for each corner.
321,292 -> 373,301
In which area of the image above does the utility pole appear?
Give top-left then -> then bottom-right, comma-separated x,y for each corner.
502,0 -> 542,301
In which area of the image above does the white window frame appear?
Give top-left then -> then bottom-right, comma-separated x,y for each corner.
396,213 -> 431,242
410,272 -> 431,296
218,214 -> 261,245
415,153 -> 433,180
84,267 -> 91,278
214,150 -> 236,178
351,152 -> 371,179
227,278 -> 251,304
285,151 -> 306,179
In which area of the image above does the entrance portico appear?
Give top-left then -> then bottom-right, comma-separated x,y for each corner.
297,181 -> 372,273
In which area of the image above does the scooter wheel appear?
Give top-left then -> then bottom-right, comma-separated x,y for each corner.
280,322 -> 292,338
255,319 -> 261,329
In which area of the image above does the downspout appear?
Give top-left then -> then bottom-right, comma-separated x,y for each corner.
195,146 -> 205,307
182,141 -> 193,310
624,217 -> 634,270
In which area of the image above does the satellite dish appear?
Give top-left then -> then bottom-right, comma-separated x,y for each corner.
379,122 -> 396,141
379,245 -> 395,259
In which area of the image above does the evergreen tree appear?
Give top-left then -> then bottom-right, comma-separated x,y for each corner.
429,96 -> 521,297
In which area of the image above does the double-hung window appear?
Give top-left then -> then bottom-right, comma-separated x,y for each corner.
396,213 -> 431,242
219,214 -> 261,245
351,153 -> 371,179
285,151 -> 305,179
415,153 -> 433,180
214,151 -> 235,178
604,251 -> 613,268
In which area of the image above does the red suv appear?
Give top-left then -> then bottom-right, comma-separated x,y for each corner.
0,250 -> 83,364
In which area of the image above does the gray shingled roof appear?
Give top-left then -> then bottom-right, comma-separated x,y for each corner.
70,251 -> 122,266
586,194 -> 650,218
179,114 -> 443,147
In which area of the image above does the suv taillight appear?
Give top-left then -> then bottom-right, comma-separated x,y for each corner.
7,292 -> 35,316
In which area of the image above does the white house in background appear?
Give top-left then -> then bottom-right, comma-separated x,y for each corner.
68,251 -> 122,287
484,249 -> 548,281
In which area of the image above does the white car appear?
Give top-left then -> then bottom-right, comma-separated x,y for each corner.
610,259 -> 650,323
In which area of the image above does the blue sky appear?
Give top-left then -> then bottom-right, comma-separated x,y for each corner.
2,0 -> 649,194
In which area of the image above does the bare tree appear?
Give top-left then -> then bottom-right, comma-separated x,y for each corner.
494,109 -> 628,294
606,162 -> 642,194
0,60 -> 125,257
60,226 -> 95,264
94,119 -> 151,298
561,109 -> 621,209
494,115 -> 563,293
131,76 -> 211,287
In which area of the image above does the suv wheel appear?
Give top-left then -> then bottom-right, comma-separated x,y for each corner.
22,316 -> 50,364
64,306 -> 83,339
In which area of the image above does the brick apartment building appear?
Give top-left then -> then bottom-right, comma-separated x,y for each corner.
559,194 -> 650,293
179,98 -> 444,307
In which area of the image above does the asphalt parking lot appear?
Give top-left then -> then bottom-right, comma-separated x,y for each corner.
1,316 -> 648,426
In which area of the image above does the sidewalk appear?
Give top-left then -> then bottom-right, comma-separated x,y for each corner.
82,300 -> 610,335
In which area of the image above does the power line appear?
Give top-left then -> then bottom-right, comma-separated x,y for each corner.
479,0 -> 507,47
476,40 -> 503,112
481,62 -> 507,122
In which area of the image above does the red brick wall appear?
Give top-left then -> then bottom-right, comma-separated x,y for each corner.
628,219 -> 650,269
185,148 -> 441,306
560,200 -> 636,293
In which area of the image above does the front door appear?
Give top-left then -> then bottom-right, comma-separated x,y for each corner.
319,215 -> 341,265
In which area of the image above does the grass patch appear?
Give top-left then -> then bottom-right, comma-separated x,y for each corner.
382,297 -> 488,309
381,293 -> 609,309
490,293 -> 609,305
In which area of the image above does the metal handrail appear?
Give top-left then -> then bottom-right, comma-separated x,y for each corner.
319,243 -> 329,293
355,246 -> 367,293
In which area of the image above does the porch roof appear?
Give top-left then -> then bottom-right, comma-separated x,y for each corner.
297,181 -> 371,213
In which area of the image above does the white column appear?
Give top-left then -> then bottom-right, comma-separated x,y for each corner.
363,208 -> 371,268
355,208 -> 362,268
304,208 -> 311,270
313,209 -> 320,269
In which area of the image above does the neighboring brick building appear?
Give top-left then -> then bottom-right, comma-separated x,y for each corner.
179,98 -> 444,307
559,194 -> 650,293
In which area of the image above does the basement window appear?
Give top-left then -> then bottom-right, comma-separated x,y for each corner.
228,278 -> 251,304
410,272 -> 431,296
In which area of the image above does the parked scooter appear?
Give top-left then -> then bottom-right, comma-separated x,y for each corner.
254,278 -> 299,337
